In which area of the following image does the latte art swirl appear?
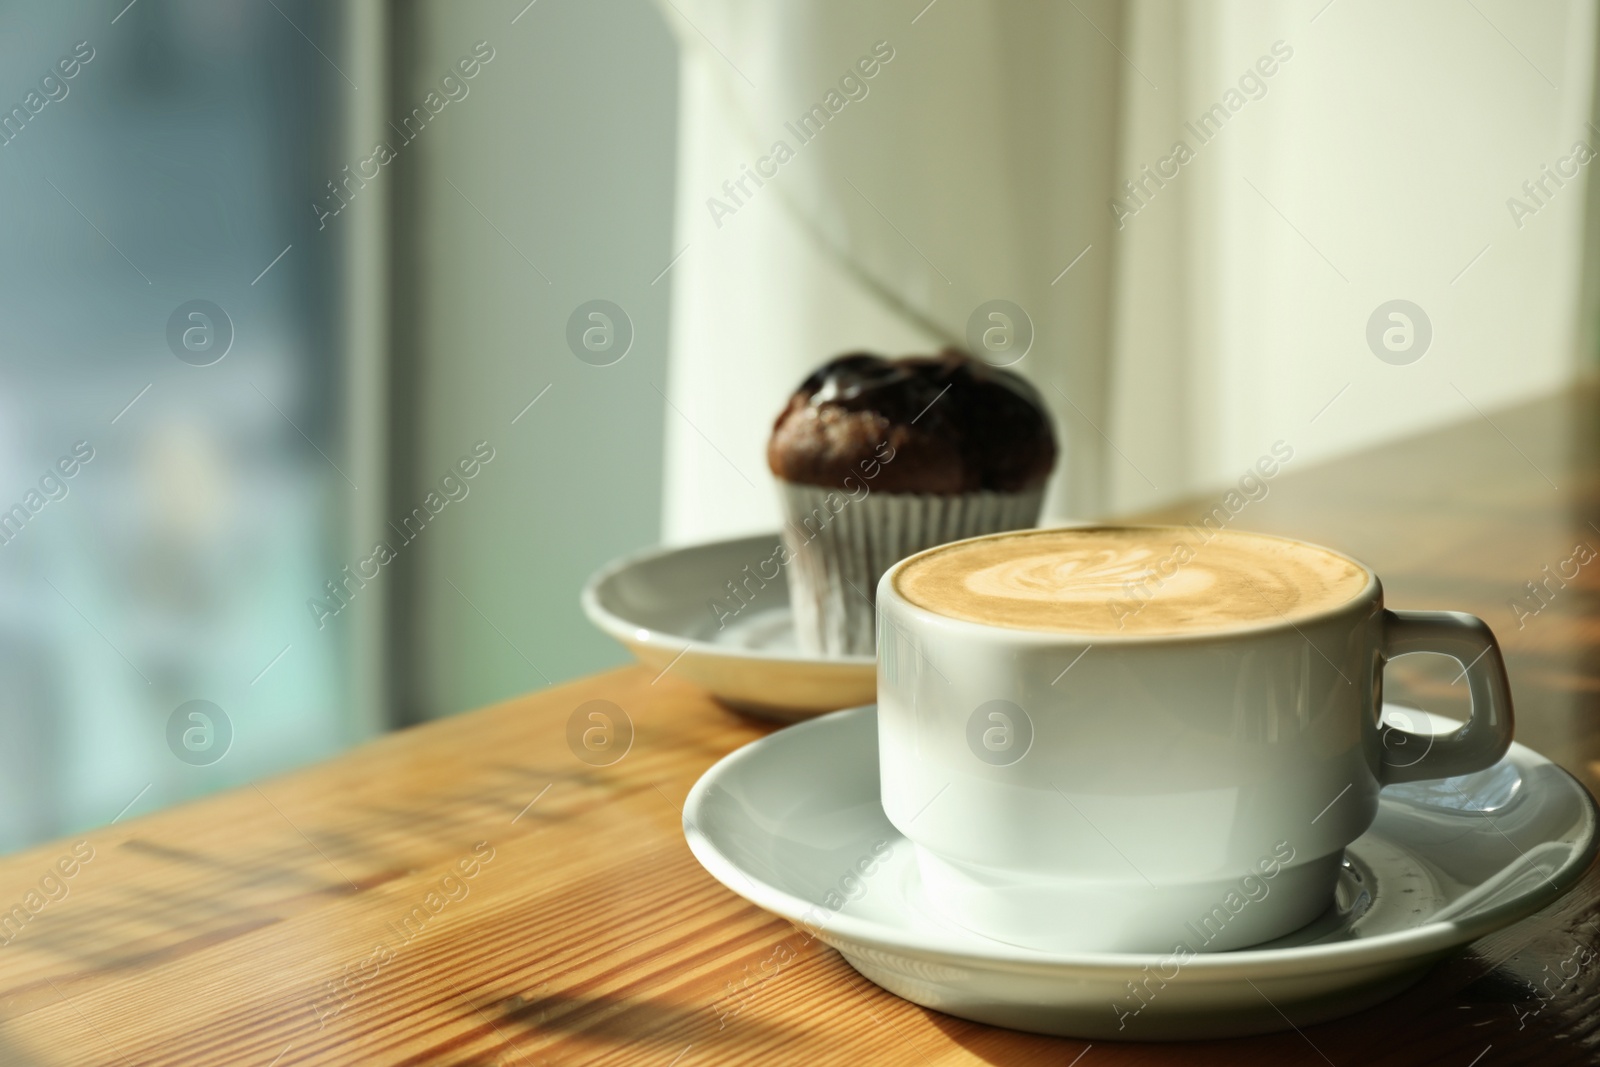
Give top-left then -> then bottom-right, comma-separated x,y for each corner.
964,545 -> 1217,603
894,527 -> 1370,636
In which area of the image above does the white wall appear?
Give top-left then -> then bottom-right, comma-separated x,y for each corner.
1107,0 -> 1597,512
401,0 -> 678,716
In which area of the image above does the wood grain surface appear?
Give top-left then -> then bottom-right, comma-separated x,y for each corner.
2,386 -> 1599,1065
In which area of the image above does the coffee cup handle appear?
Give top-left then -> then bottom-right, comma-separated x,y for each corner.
1378,609 -> 1515,786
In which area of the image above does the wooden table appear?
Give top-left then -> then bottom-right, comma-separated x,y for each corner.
5,386 -> 1600,1066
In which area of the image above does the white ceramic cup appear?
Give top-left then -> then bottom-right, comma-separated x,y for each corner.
875,527 -> 1514,954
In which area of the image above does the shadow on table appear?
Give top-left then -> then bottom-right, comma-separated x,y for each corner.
0,1023 -> 73,1067
492,986 -> 797,1058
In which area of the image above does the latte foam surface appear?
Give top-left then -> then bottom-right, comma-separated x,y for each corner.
893,526 -> 1370,636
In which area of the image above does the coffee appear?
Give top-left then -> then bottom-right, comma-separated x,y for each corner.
893,526 -> 1370,636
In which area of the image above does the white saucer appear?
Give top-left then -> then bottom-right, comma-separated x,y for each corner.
683,704 -> 1598,1040
582,533 -> 873,720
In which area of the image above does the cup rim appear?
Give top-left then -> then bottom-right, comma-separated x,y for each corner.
878,524 -> 1383,646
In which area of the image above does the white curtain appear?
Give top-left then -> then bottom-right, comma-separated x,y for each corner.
656,0 -> 1126,543
658,0 -> 1598,545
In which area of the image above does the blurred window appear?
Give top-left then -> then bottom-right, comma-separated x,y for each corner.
0,0 -> 356,850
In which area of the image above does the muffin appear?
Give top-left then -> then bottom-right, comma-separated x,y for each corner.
767,348 -> 1057,655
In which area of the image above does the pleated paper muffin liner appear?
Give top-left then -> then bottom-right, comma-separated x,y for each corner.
779,485 -> 1045,657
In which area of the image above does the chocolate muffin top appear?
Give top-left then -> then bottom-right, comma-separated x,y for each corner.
766,349 -> 1057,494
